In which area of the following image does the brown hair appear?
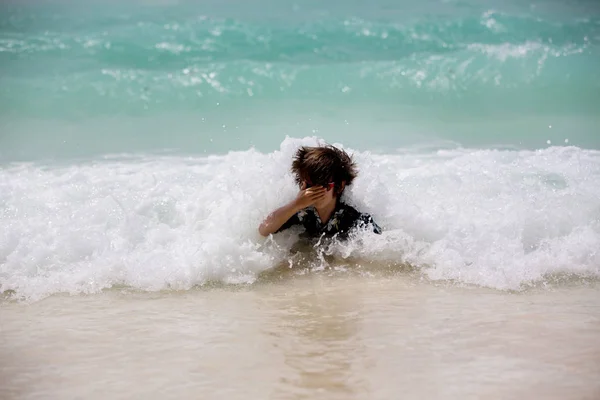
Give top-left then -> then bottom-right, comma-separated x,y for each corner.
291,145 -> 357,194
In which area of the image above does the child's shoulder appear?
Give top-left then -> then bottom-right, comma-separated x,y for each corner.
337,201 -> 369,218
337,202 -> 382,234
337,201 -> 360,215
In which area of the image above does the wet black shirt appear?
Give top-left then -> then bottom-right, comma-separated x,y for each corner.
277,201 -> 382,239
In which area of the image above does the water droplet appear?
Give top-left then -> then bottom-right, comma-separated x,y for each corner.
548,125 -> 552,128
564,139 -> 569,144
547,140 -> 552,145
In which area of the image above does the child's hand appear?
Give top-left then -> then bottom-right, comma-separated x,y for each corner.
294,183 -> 326,210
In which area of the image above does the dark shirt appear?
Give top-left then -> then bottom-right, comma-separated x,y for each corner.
277,201 -> 382,239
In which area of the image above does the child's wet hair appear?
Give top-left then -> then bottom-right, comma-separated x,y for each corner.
291,145 -> 358,194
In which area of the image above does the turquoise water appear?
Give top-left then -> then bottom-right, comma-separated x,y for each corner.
1,0 -> 599,159
1,0 -> 600,300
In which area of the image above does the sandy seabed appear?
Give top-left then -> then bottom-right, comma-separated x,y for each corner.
2,273 -> 599,400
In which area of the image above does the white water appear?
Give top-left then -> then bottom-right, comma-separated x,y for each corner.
1,137 -> 599,300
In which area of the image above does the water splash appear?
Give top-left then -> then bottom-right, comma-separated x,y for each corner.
1,137 -> 599,300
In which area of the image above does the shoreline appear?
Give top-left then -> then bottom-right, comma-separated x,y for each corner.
2,274 -> 599,399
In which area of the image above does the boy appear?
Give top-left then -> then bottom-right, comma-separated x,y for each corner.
258,145 -> 382,240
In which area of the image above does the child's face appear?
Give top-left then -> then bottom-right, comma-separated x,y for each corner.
315,184 -> 336,208
304,180 -> 337,207
302,176 -> 334,191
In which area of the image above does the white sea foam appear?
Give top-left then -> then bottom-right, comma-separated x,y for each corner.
1,137 -> 599,300
467,41 -> 545,61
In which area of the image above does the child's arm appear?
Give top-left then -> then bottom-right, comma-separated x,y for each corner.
258,186 -> 326,237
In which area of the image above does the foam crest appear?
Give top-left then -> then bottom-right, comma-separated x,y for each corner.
1,138 -> 599,300
341,145 -> 600,288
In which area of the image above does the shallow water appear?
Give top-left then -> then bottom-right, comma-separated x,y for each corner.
2,275 -> 599,400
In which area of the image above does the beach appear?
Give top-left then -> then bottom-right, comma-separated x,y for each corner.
1,0 -> 600,398
2,274 -> 599,399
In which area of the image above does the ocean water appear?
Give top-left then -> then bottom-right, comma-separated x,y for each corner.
1,0 -> 600,301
